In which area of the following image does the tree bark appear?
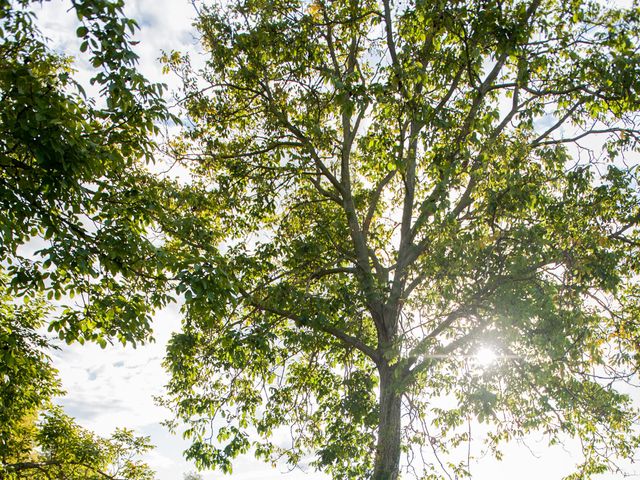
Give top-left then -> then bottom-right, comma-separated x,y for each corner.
372,365 -> 402,480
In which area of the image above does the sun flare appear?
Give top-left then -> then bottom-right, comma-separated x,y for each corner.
475,347 -> 497,367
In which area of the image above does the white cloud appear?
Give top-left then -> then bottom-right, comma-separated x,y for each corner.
51,305 -> 178,435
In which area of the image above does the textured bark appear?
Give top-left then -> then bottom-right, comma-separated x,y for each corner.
372,366 -> 402,480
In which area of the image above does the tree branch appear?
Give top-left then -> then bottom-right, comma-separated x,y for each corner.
242,293 -> 381,364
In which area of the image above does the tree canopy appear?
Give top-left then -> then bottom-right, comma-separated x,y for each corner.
159,0 -> 640,478
1,1 -> 172,478
1,0 -> 173,347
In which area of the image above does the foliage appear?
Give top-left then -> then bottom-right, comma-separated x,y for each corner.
1,408 -> 156,480
0,278 -> 156,480
1,2 -> 170,478
160,0 -> 640,478
0,280 -> 60,463
0,0 -> 175,347
183,473 -> 203,480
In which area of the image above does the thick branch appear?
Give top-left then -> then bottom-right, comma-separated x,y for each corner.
241,291 -> 381,364
363,169 -> 396,236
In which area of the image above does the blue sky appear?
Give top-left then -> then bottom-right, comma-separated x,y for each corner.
35,1 -> 638,479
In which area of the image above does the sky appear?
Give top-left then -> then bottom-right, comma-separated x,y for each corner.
32,1 -> 639,479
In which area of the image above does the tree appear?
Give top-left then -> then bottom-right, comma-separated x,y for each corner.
0,0 -> 173,347
0,278 -> 156,480
0,280 -> 60,464
1,1 -> 170,478
183,472 -> 203,480
160,0 -> 640,478
2,410 -> 156,480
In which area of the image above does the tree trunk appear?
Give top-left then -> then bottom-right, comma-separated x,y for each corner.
372,366 -> 402,480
